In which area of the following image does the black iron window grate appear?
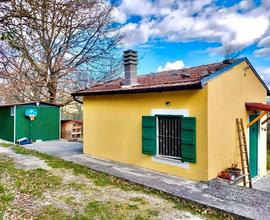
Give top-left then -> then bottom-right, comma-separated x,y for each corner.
158,116 -> 181,159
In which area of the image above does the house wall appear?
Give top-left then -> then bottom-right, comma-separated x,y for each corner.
83,89 -> 209,181
207,61 -> 267,179
0,107 -> 14,142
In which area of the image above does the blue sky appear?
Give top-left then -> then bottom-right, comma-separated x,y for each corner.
113,0 -> 270,85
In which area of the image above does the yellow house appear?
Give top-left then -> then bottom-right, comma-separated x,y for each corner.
73,50 -> 270,181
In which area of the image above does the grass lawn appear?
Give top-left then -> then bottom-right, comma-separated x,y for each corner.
0,143 -> 235,220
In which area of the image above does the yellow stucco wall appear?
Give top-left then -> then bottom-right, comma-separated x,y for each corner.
207,61 -> 267,179
83,89 -> 209,181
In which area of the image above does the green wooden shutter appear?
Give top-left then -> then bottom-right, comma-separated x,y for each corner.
142,116 -> 156,155
181,117 -> 196,163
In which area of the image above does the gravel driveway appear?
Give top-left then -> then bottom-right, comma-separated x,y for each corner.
26,140 -> 83,157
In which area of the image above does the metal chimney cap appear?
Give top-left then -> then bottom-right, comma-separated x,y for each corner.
123,52 -> 138,59
123,49 -> 137,54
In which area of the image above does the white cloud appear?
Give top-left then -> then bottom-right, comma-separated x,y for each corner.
254,47 -> 270,56
215,14 -> 268,47
112,8 -> 127,23
258,36 -> 270,47
259,67 -> 270,86
121,20 -> 155,46
117,0 -> 157,20
157,60 -> 185,72
238,0 -> 254,10
115,0 -> 270,54
255,35 -> 270,56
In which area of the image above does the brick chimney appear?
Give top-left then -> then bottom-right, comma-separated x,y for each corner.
123,49 -> 138,85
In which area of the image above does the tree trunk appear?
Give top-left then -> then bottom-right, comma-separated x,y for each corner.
48,78 -> 57,104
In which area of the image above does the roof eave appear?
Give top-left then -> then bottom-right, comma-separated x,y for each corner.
201,58 -> 246,85
72,83 -> 203,96
201,57 -> 270,96
0,101 -> 62,108
243,58 -> 270,96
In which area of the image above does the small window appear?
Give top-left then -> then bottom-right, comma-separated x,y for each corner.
10,107 -> 14,116
158,116 -> 181,159
142,115 -> 196,163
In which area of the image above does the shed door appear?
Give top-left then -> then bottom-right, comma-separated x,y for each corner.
249,115 -> 259,178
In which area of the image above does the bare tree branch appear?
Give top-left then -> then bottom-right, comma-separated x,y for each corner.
0,0 -> 123,105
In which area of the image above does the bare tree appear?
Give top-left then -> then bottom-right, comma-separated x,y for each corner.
0,0 -> 123,105
222,44 -> 241,60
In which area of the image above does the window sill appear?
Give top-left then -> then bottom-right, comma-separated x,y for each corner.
152,156 -> 190,169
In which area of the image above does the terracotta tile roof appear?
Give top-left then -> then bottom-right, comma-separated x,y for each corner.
73,59 -> 241,96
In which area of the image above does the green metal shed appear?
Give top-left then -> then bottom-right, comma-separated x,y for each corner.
0,102 -> 61,143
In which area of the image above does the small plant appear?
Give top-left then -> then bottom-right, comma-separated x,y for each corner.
218,170 -> 231,180
228,160 -> 241,177
229,160 -> 238,169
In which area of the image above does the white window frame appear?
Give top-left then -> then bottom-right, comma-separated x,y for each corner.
151,109 -> 190,169
13,106 -> 16,143
156,115 -> 182,160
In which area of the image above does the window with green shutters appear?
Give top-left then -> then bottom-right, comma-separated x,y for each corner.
142,115 -> 196,163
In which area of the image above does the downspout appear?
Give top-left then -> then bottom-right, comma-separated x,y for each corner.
72,95 -> 83,104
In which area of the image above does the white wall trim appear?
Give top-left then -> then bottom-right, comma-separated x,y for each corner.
152,156 -> 190,169
156,116 -> 159,158
257,114 -> 267,176
257,116 -> 261,175
13,106 -> 16,143
151,109 -> 189,116
151,108 -> 190,169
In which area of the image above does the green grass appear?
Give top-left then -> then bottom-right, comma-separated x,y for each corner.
66,182 -> 86,190
10,145 -> 234,220
82,201 -> 113,220
13,146 -> 121,187
147,209 -> 159,217
0,194 -> 13,202
36,205 -> 69,220
267,150 -> 270,170
128,204 -> 139,210
0,143 -> 14,148
59,195 -> 76,206
0,178 -> 14,214
78,200 -> 153,220
129,197 -> 148,205
0,155 -> 62,197
0,185 -> 4,194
